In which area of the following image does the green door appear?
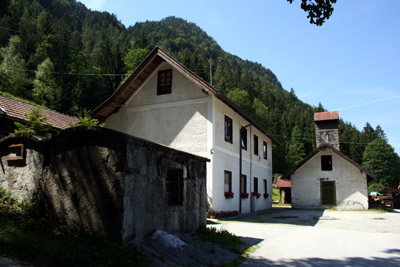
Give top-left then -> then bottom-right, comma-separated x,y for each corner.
321,181 -> 336,205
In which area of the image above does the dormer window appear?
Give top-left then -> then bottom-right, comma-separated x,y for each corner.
157,69 -> 172,95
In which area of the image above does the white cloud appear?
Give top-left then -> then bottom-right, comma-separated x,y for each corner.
337,95 -> 400,111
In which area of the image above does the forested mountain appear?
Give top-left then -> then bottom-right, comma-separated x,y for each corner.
0,0 -> 398,188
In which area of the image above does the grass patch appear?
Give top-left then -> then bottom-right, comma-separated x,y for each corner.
243,244 -> 260,257
198,227 -> 244,254
272,188 -> 280,202
0,189 -> 148,266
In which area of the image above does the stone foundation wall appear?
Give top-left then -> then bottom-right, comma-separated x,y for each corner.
0,127 -> 207,243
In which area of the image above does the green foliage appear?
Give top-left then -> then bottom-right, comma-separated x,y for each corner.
368,182 -> 385,192
198,227 -> 244,254
13,108 -> 52,137
70,111 -> 104,127
286,0 -> 337,26
0,1 -> 396,176
0,35 -> 30,97
363,138 -> 399,188
272,188 -> 280,202
33,57 -> 60,108
227,88 -> 253,116
123,41 -> 150,74
286,126 -> 306,169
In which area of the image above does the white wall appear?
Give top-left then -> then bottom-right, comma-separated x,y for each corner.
211,98 -> 272,213
291,150 -> 368,210
106,62 -> 210,157
105,61 -> 274,214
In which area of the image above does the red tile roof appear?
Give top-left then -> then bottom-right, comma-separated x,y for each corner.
0,95 -> 79,130
276,176 -> 291,188
314,111 -> 339,121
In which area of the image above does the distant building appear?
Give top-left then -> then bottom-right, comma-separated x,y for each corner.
0,95 -> 78,138
91,47 -> 279,213
284,111 -> 374,210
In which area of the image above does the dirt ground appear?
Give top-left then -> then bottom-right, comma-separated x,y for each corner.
214,207 -> 400,266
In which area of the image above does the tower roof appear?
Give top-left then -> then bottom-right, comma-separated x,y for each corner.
314,111 -> 339,122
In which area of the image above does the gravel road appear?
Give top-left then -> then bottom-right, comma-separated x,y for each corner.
212,208 -> 400,266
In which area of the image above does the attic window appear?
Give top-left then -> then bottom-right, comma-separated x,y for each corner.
157,69 -> 172,95
321,155 -> 332,171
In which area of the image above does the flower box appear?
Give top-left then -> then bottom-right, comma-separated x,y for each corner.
224,192 -> 234,198
252,192 -> 261,198
241,192 -> 249,199
263,193 -> 269,198
215,210 -> 239,218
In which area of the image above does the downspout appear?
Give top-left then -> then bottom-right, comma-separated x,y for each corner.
239,124 -> 251,214
249,125 -> 253,213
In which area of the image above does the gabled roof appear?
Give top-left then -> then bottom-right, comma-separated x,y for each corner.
283,143 -> 375,181
276,176 -> 291,188
0,95 -> 79,130
90,47 -> 279,144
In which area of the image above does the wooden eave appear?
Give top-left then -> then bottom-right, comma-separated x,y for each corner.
283,143 -> 375,181
90,47 -> 279,145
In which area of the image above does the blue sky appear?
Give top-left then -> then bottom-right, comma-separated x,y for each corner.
79,0 -> 400,154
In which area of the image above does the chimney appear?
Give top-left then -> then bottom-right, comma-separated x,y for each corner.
314,111 -> 340,150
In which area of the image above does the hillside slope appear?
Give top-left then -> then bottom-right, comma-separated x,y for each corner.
0,0 -> 398,181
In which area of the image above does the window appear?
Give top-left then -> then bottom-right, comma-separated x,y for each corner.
263,179 -> 267,194
224,171 -> 232,192
254,135 -> 259,155
321,155 -> 332,171
253,177 -> 258,193
224,115 -> 233,143
240,174 -> 247,193
240,127 -> 247,150
166,168 -> 183,206
157,69 -> 172,95
263,141 -> 267,160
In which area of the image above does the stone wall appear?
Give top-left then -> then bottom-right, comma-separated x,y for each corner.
315,120 -> 340,150
0,127 -> 208,243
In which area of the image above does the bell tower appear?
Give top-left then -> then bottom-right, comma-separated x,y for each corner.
314,111 -> 340,150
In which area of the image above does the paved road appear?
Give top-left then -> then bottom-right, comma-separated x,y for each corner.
213,208 -> 400,266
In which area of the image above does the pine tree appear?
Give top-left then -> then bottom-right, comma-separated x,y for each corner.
13,108 -> 52,137
0,35 -> 31,97
286,126 -> 306,169
33,57 -> 60,108
363,139 -> 399,188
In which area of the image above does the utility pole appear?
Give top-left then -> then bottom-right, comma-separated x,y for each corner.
209,59 -> 213,86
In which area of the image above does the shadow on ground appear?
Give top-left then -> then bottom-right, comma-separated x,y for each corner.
222,207 -> 326,227
241,255 -> 400,267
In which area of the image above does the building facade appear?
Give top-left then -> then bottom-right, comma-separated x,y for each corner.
284,111 -> 374,210
91,47 -> 278,213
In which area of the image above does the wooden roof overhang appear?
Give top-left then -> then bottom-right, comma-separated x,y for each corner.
283,143 -> 375,182
90,47 -> 279,145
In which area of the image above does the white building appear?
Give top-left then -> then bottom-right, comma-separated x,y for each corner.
284,111 -> 374,210
91,47 -> 278,213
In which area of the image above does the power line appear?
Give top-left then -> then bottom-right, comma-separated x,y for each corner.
267,132 -> 389,146
1,67 -> 129,77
